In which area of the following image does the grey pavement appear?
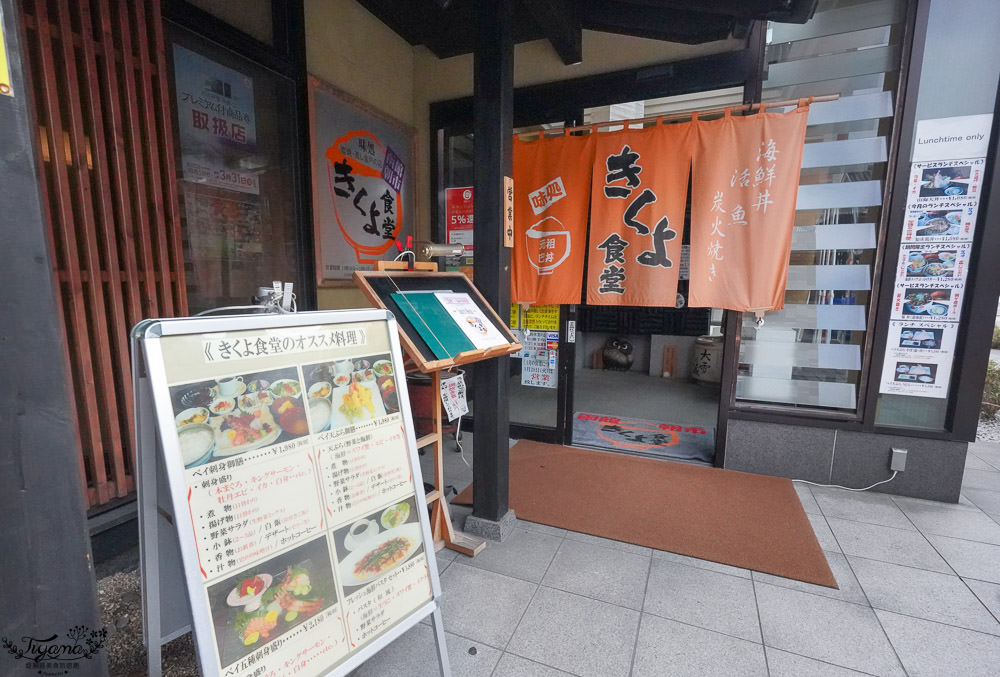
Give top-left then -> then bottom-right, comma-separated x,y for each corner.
349,436 -> 1000,676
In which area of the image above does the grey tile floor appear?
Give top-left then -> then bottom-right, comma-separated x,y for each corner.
350,438 -> 1000,676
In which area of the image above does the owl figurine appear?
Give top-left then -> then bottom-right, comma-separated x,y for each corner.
602,337 -> 634,371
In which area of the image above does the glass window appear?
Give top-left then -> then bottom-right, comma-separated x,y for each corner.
168,24 -> 305,314
735,0 -> 907,413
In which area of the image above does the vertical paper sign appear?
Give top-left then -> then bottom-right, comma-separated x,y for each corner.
511,134 -> 595,304
688,105 -> 809,312
504,176 -> 515,248
587,123 -> 692,306
446,187 -> 475,260
146,318 -> 434,676
173,45 -> 258,194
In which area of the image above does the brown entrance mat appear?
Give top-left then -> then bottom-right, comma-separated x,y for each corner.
454,440 -> 837,587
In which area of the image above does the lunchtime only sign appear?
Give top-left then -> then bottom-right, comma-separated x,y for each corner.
137,310 -> 446,676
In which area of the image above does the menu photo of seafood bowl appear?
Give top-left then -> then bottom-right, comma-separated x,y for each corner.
894,362 -> 937,384
205,537 -> 338,668
303,354 -> 399,432
917,164 -> 971,198
901,288 -> 951,317
169,366 -> 310,468
332,496 -> 424,592
905,249 -> 957,278
915,209 -> 963,238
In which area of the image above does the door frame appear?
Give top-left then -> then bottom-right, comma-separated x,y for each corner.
429,42 -> 764,450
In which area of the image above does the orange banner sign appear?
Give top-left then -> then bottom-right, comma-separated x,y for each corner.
587,123 -> 693,306
512,134 -> 595,304
688,105 -> 809,312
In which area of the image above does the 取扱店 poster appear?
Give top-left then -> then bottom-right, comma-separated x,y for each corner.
172,45 -> 259,194
309,77 -> 415,283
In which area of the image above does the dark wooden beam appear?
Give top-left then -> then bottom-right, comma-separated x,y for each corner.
471,0 -> 514,523
579,2 -> 735,44
522,0 -> 582,65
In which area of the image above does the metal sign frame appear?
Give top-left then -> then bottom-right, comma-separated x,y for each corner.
133,309 -> 450,677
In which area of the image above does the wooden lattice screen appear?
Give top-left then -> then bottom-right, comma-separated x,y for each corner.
21,0 -> 186,508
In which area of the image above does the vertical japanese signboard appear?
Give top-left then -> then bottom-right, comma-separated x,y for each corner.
309,78 -> 415,282
688,105 -> 809,312
173,45 -> 259,194
587,124 -> 692,306
138,311 -> 444,676
879,115 -> 991,398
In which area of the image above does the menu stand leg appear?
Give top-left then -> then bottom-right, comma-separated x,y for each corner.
431,605 -> 452,677
428,369 -> 486,556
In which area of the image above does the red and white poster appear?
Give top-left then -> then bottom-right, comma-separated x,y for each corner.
688,105 -> 809,312
445,186 -> 474,257
587,123 -> 693,306
511,133 -> 595,305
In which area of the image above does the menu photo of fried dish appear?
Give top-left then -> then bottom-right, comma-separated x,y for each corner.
206,537 -> 338,668
332,496 -> 424,592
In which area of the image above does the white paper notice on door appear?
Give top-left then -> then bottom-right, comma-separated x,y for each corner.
434,292 -> 509,350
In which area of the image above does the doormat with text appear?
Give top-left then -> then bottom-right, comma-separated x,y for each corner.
572,411 -> 714,464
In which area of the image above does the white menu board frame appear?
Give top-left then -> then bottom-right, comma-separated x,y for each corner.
134,309 -> 449,677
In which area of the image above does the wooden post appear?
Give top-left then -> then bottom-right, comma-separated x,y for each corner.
471,0 -> 515,527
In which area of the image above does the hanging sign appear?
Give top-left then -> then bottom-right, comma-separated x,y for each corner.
586,123 -> 692,306
688,104 -> 809,312
440,372 -> 468,422
173,45 -> 259,194
136,310 -> 446,676
511,134 -> 595,304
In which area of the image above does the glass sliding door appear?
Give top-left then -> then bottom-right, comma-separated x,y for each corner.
438,131 -> 564,439
735,0 -> 907,414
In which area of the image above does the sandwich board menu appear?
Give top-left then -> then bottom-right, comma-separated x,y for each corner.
134,309 -> 449,677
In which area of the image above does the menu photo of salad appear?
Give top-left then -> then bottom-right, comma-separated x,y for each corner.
205,536 -> 343,669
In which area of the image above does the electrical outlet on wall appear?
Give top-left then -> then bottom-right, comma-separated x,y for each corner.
891,448 -> 908,472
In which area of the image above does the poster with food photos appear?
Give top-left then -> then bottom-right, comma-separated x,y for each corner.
879,320 -> 959,398
903,158 -> 985,211
881,113 -> 989,400
141,313 -> 438,677
894,243 -> 969,284
890,284 -> 963,321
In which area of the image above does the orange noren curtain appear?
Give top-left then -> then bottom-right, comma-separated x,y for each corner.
512,133 -> 595,305
587,123 -> 692,307
688,104 -> 809,312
